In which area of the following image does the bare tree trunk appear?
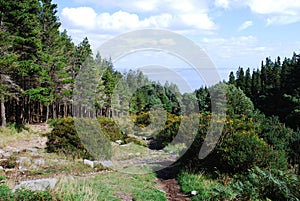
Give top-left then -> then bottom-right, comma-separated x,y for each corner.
1,96 -> 6,128
53,103 -> 56,119
63,102 -> 67,117
46,104 -> 49,123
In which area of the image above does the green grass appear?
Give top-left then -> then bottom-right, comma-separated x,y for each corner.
55,171 -> 167,201
0,125 -> 32,148
177,171 -> 218,201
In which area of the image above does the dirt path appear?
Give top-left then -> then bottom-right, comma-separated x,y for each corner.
3,124 -> 190,200
159,179 -> 190,201
156,166 -> 190,201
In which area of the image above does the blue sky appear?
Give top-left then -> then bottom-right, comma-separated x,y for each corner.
52,0 -> 300,92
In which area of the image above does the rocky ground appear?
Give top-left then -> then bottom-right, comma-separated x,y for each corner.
0,124 -> 191,200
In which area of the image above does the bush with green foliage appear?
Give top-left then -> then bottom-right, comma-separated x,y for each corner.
216,116 -> 288,173
178,166 -> 300,201
97,116 -> 124,142
230,166 -> 300,200
289,129 -> 300,174
181,84 -> 290,173
154,113 -> 181,148
46,116 -> 93,159
46,116 -> 125,160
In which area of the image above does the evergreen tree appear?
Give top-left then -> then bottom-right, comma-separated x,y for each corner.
236,67 -> 245,91
244,68 -> 252,97
228,71 -> 236,85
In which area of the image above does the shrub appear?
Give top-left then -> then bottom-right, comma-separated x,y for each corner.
0,184 -> 15,200
153,113 -> 181,148
46,116 -> 123,160
178,167 -> 300,201
46,116 -> 93,159
230,166 -> 300,200
289,129 -> 300,173
259,116 -> 293,151
217,130 -> 287,173
124,136 -> 147,146
97,116 -> 124,142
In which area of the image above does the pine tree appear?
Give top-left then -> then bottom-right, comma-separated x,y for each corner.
228,71 -> 236,85
236,67 -> 245,91
244,68 -> 252,97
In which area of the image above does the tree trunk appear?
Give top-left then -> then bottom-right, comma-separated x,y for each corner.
1,96 -> 6,128
46,104 -> 49,122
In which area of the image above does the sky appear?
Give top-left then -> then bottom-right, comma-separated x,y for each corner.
52,0 -> 300,92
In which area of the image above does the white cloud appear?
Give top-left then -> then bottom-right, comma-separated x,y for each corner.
62,7 -> 97,30
96,11 -> 141,30
246,0 -> 300,15
179,13 -> 217,30
266,15 -> 300,25
214,0 -> 229,9
61,5 -> 216,34
213,0 -> 300,25
238,20 -> 253,31
202,36 -> 261,59
73,0 -> 208,14
244,0 -> 300,25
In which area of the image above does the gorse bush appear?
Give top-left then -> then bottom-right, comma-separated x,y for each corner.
154,113 -> 181,148
97,116 -> 124,142
46,116 -> 93,159
216,116 -> 288,173
180,84 -> 290,173
46,116 -> 123,160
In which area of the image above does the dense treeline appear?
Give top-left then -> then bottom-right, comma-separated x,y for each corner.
0,1 -> 118,125
0,0 -> 196,128
0,0 -> 89,126
229,53 -> 300,129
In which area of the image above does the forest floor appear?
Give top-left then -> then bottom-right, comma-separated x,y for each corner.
0,124 -> 190,201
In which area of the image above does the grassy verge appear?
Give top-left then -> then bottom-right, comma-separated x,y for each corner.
55,171 -> 167,201
177,171 -> 219,201
0,125 -> 31,148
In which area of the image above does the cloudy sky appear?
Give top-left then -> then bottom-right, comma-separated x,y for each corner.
52,0 -> 300,91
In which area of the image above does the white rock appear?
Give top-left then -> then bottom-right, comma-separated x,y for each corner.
3,152 -> 11,158
13,178 -> 57,192
83,159 -> 94,168
115,140 -> 122,145
33,159 -> 45,166
100,160 -> 113,168
191,190 -> 198,196
25,148 -> 38,153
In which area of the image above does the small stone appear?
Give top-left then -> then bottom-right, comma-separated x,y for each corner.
83,159 -> 94,168
191,190 -> 198,196
25,148 -> 38,153
13,178 -> 57,192
33,159 -> 45,166
3,152 -> 11,158
0,159 -> 8,166
16,157 -> 30,166
100,160 -> 113,168
115,140 -> 122,145
135,152 -> 141,156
